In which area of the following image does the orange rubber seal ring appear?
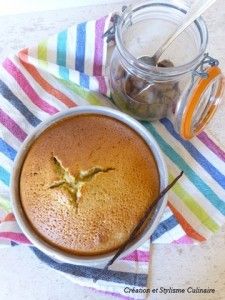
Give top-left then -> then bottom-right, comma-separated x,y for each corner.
180,66 -> 225,140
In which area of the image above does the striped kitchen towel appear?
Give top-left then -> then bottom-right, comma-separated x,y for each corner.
0,13 -> 224,299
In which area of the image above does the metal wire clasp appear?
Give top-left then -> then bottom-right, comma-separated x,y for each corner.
102,6 -> 128,43
192,53 -> 219,79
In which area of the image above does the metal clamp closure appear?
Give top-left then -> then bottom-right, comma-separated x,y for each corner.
192,53 -> 219,79
102,6 -> 127,43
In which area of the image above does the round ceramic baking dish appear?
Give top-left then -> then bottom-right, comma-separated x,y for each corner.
11,106 -> 168,265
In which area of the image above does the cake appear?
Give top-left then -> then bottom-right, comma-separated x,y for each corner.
20,114 -> 160,255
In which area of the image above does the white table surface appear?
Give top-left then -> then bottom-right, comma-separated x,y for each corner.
0,0 -> 123,15
0,1 -> 225,300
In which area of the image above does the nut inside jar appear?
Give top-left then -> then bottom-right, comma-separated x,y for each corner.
111,60 -> 181,121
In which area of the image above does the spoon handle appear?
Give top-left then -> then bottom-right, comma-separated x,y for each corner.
154,0 -> 216,61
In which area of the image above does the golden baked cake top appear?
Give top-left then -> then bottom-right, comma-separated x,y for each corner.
20,114 -> 159,255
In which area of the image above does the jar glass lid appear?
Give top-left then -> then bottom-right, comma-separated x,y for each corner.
180,66 -> 225,139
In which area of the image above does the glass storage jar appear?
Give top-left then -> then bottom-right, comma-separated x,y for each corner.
109,0 -> 225,140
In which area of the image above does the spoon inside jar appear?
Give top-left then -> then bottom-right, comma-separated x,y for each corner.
138,0 -> 216,67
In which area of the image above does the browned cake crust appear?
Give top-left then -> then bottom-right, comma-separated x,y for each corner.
20,114 -> 159,255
